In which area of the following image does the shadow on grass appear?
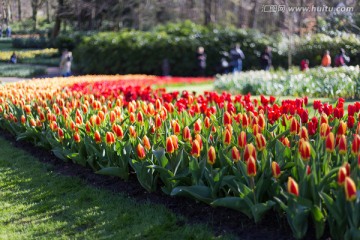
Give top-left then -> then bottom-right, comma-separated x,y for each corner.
0,137 -> 221,240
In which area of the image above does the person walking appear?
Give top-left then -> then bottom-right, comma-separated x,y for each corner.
334,48 -> 350,67
229,43 -> 245,73
196,46 -> 206,76
260,46 -> 272,71
60,49 -> 72,77
321,50 -> 331,67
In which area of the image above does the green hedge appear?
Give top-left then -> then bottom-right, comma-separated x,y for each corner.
12,37 -> 48,49
74,21 -> 284,76
73,22 -> 360,76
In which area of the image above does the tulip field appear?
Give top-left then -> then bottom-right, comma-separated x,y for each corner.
1,74 -> 360,239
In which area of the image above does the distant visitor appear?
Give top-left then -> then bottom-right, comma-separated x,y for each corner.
300,59 -> 309,71
196,46 -> 206,76
260,46 -> 272,71
230,43 -> 245,73
335,48 -> 350,67
5,25 -> 11,38
321,50 -> 331,67
60,49 -> 73,77
10,52 -> 17,64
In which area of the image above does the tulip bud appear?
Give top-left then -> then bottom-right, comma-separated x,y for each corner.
343,162 -> 351,176
155,99 -> 162,110
74,132 -> 81,143
223,111 -> 232,125
320,113 -> 328,124
207,146 -> 216,165
299,126 -> 308,140
231,146 -> 241,162
105,132 -> 115,145
29,118 -> 36,127
338,135 -> 347,155
246,156 -> 257,177
337,167 -> 347,186
204,116 -> 211,129
172,120 -> 181,135
94,130 -> 101,143
58,128 -> 64,140
194,119 -> 202,134
258,113 -> 265,130
255,133 -> 266,151
155,114 -> 162,129
299,139 -> 311,161
137,112 -> 144,124
287,177 -> 299,196
136,144 -> 146,160
325,132 -> 335,153
223,129 -> 232,145
143,136 -> 151,150
129,112 -> 136,124
166,137 -> 175,154
252,124 -> 261,136
290,118 -> 300,135
244,143 -> 256,163
49,121 -> 58,132
129,126 -> 137,138
237,131 -> 247,149
351,134 -> 360,155
183,126 -> 192,142
281,137 -> 290,148
320,123 -> 330,139
24,105 -> 31,114
113,124 -> 123,139
170,135 -> 179,150
241,114 -> 249,128
21,115 -> 26,124
194,134 -> 203,150
344,177 -> 357,201
191,139 -> 201,157
337,121 -> 347,135
306,165 -> 311,175
271,161 -> 281,178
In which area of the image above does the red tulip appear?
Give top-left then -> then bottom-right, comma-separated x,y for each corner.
94,130 -> 101,143
172,120 -> 181,135
351,134 -> 360,155
343,162 -> 351,176
252,124 -> 261,136
241,114 -> 249,127
281,137 -> 290,148
105,132 -> 115,145
58,128 -> 64,140
306,165 -> 311,175
137,111 -> 144,124
320,123 -> 330,139
29,118 -> 36,127
170,135 -> 179,150
299,126 -> 308,140
325,132 -> 335,153
113,124 -> 123,139
204,116 -> 211,129
247,156 -> 257,177
129,112 -> 136,124
194,134 -> 203,150
136,143 -> 146,160
49,121 -> 58,132
194,119 -> 202,134
183,126 -> 192,142
143,135 -> 151,150
207,146 -> 216,165
290,118 -> 300,135
129,126 -> 137,138
223,129 -> 232,145
223,111 -> 232,125
271,161 -> 281,178
20,115 -> 26,124
155,114 -> 162,129
258,113 -> 265,130
24,105 -> 31,114
337,121 -> 347,135
231,146 -> 241,162
287,177 -> 299,196
345,177 -> 357,201
166,137 -> 175,154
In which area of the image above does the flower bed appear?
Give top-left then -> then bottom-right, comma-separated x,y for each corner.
0,48 -> 58,62
215,66 -> 360,98
0,75 -> 359,239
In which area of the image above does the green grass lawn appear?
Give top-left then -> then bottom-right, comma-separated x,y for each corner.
0,63 -> 47,78
0,137 -> 229,240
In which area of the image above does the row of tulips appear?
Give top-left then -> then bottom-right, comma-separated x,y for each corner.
0,76 -> 360,239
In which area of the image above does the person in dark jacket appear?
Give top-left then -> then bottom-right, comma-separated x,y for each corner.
334,48 -> 350,67
230,43 -> 245,73
260,46 -> 272,71
196,46 -> 206,76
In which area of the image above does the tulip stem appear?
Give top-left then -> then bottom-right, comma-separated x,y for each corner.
249,176 -> 256,204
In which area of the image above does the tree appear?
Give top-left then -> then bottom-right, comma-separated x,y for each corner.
52,0 -> 63,38
31,0 -> 45,30
204,0 -> 211,25
17,0 -> 21,21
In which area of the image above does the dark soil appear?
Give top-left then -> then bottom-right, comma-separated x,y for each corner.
0,131 -> 326,240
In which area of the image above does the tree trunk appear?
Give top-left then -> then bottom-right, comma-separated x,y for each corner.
46,0 -> 50,23
17,0 -> 21,21
204,0 -> 211,25
52,0 -> 64,39
251,0 -> 258,29
31,0 -> 38,31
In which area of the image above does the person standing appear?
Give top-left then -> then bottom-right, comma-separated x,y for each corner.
260,46 -> 272,71
60,49 -> 72,77
300,59 -> 309,71
196,46 -> 206,76
230,43 -> 245,73
335,48 -> 350,67
5,25 -> 11,38
0,25 -> 2,38
321,50 -> 331,67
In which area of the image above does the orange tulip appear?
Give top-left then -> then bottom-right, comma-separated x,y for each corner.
325,132 -> 335,153
20,115 -> 26,124
255,133 -> 266,151
129,112 -> 136,124
166,136 -> 175,154
113,124 -> 123,139
223,111 -> 232,125
281,137 -> 290,148
24,104 -> 31,114
252,124 -> 261,136
290,118 -> 300,135
351,134 -> 360,155
299,126 -> 308,140
194,119 -> 202,134
195,134 -> 203,150
129,126 -> 137,138
271,161 -> 281,178
29,118 -> 36,127
143,135 -> 151,150
136,143 -> 146,160
244,143 -> 256,163
170,135 -> 179,150
207,146 -> 216,165
246,156 -> 257,177
287,177 -> 299,196
237,131 -> 247,149
299,139 -> 311,161
320,123 -> 330,139
58,128 -> 64,140
155,114 -> 162,129
204,116 -> 211,129
338,134 -> 347,155
74,132 -> 81,143
320,113 -> 328,124
337,166 -> 347,186
231,146 -> 241,162
105,132 -> 115,145
137,111 -> 144,124
345,177 -> 357,201
172,120 -> 181,135
49,121 -> 58,132
223,129 -> 232,145
94,130 -> 101,143
337,121 -> 347,135
191,139 -> 201,157
183,126 -> 192,142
